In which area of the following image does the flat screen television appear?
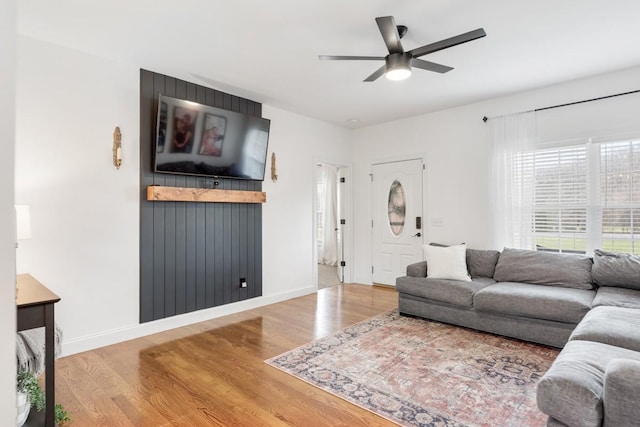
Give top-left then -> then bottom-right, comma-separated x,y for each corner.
154,94 -> 271,181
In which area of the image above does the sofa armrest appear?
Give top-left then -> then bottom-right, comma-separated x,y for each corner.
603,359 -> 640,427
406,261 -> 427,277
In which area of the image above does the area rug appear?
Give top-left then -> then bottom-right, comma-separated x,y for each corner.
265,310 -> 559,427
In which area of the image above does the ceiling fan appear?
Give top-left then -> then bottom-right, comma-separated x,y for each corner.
319,16 -> 486,82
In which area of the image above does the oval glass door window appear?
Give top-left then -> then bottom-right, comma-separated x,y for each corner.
388,180 -> 406,236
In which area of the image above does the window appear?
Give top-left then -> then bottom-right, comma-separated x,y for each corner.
521,138 -> 640,255
532,145 -> 587,253
600,140 -> 640,254
387,180 -> 406,237
317,174 -> 326,251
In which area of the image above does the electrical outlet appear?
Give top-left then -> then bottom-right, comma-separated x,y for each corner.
240,278 -> 247,288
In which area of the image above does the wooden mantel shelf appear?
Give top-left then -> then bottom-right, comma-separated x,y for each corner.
147,185 -> 266,204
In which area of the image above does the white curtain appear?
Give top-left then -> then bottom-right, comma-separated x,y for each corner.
318,164 -> 339,266
491,111 -> 538,250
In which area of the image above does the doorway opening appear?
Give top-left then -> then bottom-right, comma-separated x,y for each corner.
315,162 -> 350,289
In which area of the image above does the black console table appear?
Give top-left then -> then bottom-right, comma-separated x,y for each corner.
17,274 -> 61,427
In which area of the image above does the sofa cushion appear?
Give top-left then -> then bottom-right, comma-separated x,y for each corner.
592,249 -> 640,290
537,340 -> 640,427
423,243 -> 471,281
569,306 -> 640,352
473,282 -> 594,323
466,249 -> 500,278
592,286 -> 640,309
395,276 -> 495,307
493,248 -> 593,290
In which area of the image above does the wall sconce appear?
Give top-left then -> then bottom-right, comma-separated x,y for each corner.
271,152 -> 278,182
113,126 -> 122,169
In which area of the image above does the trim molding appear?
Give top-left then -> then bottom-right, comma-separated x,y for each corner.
62,286 -> 316,356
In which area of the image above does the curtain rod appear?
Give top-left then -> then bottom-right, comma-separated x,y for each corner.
482,89 -> 640,123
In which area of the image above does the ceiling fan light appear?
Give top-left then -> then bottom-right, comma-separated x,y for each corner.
386,67 -> 412,81
385,52 -> 412,81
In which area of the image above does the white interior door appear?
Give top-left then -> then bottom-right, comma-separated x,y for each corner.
337,167 -> 346,283
372,159 -> 424,285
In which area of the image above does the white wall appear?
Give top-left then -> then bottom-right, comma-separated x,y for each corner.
351,66 -> 640,284
261,105 -> 352,295
15,37 -> 352,355
0,1 -> 17,424
15,36 -> 140,353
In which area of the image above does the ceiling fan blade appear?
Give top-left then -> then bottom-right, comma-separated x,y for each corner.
376,16 -> 404,54
409,28 -> 486,58
411,58 -> 453,74
363,65 -> 387,82
319,55 -> 386,61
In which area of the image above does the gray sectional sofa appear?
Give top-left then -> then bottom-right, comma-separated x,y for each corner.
396,247 -> 640,427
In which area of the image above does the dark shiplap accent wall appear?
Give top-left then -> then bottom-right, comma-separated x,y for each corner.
139,69 -> 263,323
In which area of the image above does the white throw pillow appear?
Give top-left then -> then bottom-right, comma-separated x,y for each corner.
423,243 -> 471,282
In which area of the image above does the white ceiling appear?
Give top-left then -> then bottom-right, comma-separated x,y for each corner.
17,0 -> 640,128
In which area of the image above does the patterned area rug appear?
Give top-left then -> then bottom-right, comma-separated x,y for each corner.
265,310 -> 559,427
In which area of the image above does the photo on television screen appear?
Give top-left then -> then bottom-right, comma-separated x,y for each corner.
198,114 -> 227,157
170,107 -> 198,153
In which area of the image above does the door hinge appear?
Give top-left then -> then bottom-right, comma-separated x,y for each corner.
371,266 -> 374,274
369,174 -> 373,181
371,219 -> 374,228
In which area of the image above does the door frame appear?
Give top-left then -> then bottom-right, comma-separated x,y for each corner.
313,157 -> 353,289
370,154 -> 427,284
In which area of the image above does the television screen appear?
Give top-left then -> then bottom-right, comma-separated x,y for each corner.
154,95 -> 270,181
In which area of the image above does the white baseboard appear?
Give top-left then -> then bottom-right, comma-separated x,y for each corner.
61,286 -> 316,357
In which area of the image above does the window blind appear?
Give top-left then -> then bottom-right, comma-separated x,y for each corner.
600,140 -> 640,255
532,145 -> 588,253
509,138 -> 640,255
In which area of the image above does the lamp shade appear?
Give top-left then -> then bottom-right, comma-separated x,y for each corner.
15,205 -> 32,240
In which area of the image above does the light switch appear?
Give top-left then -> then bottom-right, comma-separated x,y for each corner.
431,217 -> 444,227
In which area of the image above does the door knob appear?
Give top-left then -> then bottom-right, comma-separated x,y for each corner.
412,232 -> 422,237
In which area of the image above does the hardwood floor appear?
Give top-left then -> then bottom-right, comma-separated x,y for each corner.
56,284 -> 398,426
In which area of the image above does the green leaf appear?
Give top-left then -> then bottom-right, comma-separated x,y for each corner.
17,369 -> 71,424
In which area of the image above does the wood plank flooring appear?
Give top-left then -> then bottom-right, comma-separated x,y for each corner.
55,284 -> 398,426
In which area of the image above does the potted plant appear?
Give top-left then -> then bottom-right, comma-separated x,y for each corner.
17,369 -> 70,426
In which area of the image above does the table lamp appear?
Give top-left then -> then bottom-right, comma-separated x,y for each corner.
15,205 -> 32,297
15,204 -> 32,245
